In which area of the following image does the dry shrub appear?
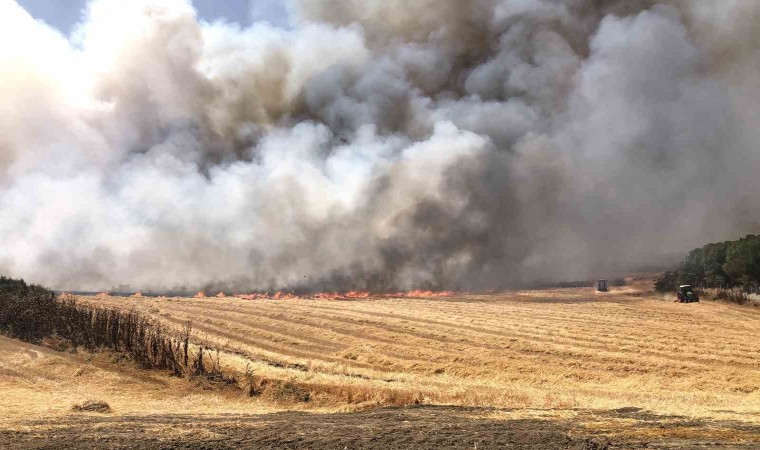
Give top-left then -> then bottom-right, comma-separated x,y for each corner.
715,288 -> 750,305
0,276 -> 237,385
243,372 -> 423,406
248,376 -> 312,403
702,288 -> 754,306
41,336 -> 72,353
253,379 -> 425,408
72,400 -> 111,413
266,380 -> 312,403
374,389 -> 423,407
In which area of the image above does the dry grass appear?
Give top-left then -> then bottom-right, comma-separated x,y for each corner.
0,335 -> 281,428
71,281 -> 760,424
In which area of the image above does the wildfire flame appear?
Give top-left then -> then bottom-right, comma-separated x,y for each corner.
92,289 -> 457,301
232,290 -> 456,301
273,291 -> 297,300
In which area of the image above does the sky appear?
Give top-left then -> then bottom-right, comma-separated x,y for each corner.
16,0 -> 290,35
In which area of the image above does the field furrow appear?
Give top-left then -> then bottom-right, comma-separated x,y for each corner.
80,287 -> 760,419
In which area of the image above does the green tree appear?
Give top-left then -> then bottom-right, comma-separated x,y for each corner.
658,235 -> 760,291
723,235 -> 760,289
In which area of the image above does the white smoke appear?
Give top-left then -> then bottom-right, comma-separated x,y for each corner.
0,0 -> 758,292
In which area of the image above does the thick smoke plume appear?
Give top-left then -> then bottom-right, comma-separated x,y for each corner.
1,0 -> 758,292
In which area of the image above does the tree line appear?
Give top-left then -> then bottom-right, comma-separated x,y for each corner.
655,234 -> 760,292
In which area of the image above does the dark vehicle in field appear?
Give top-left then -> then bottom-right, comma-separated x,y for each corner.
676,285 -> 699,303
597,279 -> 608,292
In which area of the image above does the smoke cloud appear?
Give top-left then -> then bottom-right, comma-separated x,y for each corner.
1,0 -> 758,292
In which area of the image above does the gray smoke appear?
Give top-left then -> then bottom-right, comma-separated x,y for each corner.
1,0 -> 758,292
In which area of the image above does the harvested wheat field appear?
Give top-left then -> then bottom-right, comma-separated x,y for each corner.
81,284 -> 760,417
3,282 -> 760,449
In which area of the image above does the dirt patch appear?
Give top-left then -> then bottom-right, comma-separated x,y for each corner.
2,406 -> 758,450
0,406 -> 593,449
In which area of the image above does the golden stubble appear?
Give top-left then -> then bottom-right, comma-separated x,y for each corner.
74,283 -> 760,422
2,281 -> 759,439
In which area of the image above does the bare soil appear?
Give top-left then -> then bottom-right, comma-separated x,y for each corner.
2,405 -> 758,449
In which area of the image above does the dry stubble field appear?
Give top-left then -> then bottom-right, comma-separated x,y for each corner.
84,283 -> 760,417
2,281 -> 760,448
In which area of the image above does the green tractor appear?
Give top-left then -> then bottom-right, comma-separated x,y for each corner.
676,285 -> 699,303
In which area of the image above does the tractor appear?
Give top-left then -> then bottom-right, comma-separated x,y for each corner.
676,285 -> 699,303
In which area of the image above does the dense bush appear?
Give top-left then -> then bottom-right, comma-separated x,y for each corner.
714,288 -> 750,306
655,235 -> 760,293
654,271 -> 679,293
0,276 -> 233,381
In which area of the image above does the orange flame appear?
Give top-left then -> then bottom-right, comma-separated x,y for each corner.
131,292 -> 143,298
216,292 -> 226,298
195,291 -> 206,298
273,291 -> 298,300
224,290 -> 459,301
